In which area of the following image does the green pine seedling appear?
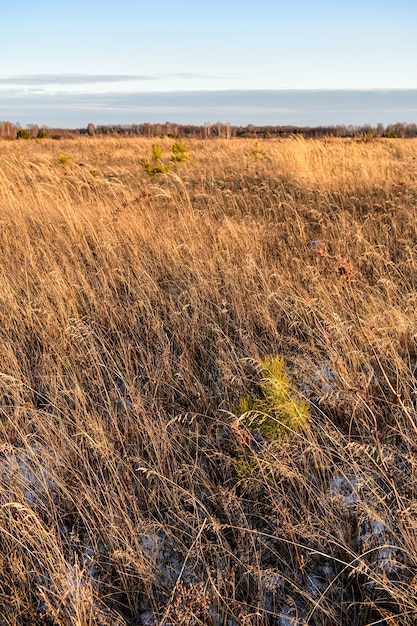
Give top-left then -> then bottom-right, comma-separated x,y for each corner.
141,144 -> 171,175
235,356 -> 310,440
58,153 -> 70,165
170,139 -> 190,162
249,142 -> 267,160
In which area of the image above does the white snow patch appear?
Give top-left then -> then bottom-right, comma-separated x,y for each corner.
0,445 -> 55,508
330,474 -> 363,506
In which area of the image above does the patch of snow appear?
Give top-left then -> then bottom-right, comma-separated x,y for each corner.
0,445 -> 55,508
356,514 -> 401,582
277,603 -> 297,626
329,474 -> 405,588
312,362 -> 337,395
305,571 -> 327,597
320,561 -> 336,579
330,474 -> 364,506
137,531 -> 190,580
140,611 -> 156,625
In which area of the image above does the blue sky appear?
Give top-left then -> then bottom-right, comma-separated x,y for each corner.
1,0 -> 417,127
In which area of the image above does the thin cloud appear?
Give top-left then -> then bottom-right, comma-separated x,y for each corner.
172,72 -> 240,80
0,74 -> 158,85
0,73 -> 235,86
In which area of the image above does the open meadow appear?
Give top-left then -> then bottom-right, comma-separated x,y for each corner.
0,135 -> 417,625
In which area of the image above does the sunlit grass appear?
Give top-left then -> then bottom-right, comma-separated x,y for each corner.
0,135 -> 417,624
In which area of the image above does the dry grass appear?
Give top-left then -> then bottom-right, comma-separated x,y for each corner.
0,135 -> 417,625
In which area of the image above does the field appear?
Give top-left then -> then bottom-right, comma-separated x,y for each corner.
0,135 -> 417,625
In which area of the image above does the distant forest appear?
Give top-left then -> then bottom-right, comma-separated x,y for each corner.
1,120 -> 417,140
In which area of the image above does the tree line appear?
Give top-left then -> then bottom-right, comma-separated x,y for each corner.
1,120 -> 417,140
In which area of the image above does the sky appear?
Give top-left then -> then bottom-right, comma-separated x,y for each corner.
1,0 -> 417,128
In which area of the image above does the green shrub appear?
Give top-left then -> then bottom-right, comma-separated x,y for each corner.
234,356 -> 310,439
170,139 -> 190,162
16,128 -> 30,140
141,144 -> 171,175
58,153 -> 70,165
37,128 -> 49,139
248,141 -> 267,160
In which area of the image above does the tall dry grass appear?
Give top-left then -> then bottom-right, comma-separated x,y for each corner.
0,135 -> 417,625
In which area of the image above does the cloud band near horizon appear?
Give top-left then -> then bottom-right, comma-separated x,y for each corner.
0,73 -> 230,86
1,88 -> 416,128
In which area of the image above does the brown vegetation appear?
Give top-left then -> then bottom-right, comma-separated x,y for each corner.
0,135 -> 417,625
2,120 -> 417,140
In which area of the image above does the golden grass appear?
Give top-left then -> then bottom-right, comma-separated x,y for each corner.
0,135 -> 417,624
